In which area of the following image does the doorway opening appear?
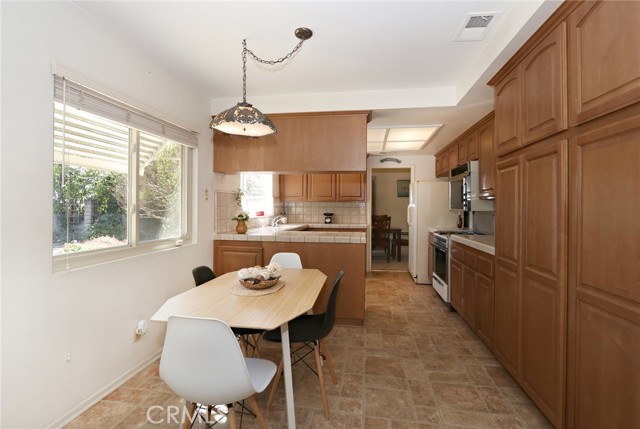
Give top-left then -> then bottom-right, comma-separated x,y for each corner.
371,167 -> 410,271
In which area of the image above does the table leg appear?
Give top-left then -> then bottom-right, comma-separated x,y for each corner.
280,322 -> 296,429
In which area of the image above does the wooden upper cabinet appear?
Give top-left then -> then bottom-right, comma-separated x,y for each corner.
457,138 -> 468,165
448,144 -> 459,170
435,151 -> 449,178
336,173 -> 366,201
491,22 -> 567,156
279,174 -> 307,201
308,174 -> 336,201
494,68 -> 521,156
280,173 -> 365,202
213,110 -> 371,173
569,1 -> 640,126
466,132 -> 479,161
478,115 -> 496,199
522,23 -> 568,144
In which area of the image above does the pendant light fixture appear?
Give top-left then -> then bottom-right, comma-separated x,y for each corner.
210,27 -> 313,138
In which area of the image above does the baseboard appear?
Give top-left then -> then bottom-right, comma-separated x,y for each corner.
45,349 -> 163,429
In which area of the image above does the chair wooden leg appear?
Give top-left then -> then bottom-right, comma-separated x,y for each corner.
247,395 -> 267,429
266,357 -> 284,411
251,334 -> 262,357
314,341 -> 330,419
182,402 -> 196,429
227,403 -> 238,429
320,340 -> 338,385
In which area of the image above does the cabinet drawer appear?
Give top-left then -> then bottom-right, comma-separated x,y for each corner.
476,251 -> 495,279
451,242 -> 465,262
465,250 -> 477,270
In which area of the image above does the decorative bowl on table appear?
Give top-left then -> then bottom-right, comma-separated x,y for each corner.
237,263 -> 283,290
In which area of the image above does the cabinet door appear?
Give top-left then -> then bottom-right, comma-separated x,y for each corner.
568,1 -> 640,125
448,144 -> 459,170
495,155 -> 521,377
567,116 -> 640,429
495,67 -> 521,156
522,23 -> 568,145
214,241 -> 264,275
450,259 -> 464,314
475,273 -> 494,348
478,116 -> 496,199
279,174 -> 307,201
337,173 -> 365,201
308,174 -> 336,201
467,133 -> 479,161
457,139 -> 468,165
462,266 -> 476,329
520,139 -> 567,427
435,152 -> 449,177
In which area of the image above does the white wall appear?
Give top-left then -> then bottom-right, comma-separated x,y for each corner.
1,3 -> 214,428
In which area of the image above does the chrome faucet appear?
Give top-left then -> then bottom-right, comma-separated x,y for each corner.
271,214 -> 287,227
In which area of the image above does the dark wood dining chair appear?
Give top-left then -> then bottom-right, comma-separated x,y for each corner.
371,215 -> 391,262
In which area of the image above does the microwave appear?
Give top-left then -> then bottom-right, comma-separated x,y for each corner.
449,161 -> 493,212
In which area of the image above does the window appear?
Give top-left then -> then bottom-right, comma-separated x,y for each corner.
240,173 -> 274,217
52,75 -> 197,270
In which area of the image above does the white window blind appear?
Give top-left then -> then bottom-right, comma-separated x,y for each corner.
53,75 -> 198,148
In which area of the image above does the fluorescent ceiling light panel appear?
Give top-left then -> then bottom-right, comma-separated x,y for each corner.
367,125 -> 441,153
367,128 -> 387,142
385,141 -> 425,151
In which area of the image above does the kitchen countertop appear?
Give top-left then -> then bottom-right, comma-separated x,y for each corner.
214,223 -> 367,244
450,234 -> 495,255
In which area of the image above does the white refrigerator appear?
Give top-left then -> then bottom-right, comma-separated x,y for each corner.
407,179 -> 458,284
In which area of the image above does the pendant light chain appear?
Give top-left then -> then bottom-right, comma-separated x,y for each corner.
241,36 -> 307,102
211,28 -> 312,138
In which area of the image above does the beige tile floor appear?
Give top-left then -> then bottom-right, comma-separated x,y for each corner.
66,271 -> 552,429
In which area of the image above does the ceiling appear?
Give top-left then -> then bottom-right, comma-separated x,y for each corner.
71,0 -> 562,156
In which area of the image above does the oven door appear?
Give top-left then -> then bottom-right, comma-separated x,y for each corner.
431,242 -> 449,302
432,242 -> 447,284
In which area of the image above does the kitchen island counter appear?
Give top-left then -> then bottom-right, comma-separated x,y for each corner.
214,223 -> 366,244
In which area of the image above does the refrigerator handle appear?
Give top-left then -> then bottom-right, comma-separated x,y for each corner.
407,204 -> 413,225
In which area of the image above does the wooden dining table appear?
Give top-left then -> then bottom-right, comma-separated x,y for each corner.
151,268 -> 328,429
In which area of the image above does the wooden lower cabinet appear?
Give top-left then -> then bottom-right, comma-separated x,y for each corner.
214,241 -> 264,275
450,241 -> 495,348
495,138 -> 567,427
213,240 -> 365,325
567,115 -> 640,429
449,258 -> 464,312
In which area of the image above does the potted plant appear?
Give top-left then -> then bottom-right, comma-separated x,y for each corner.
232,211 -> 250,234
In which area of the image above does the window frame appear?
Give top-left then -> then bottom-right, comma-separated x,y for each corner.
52,75 -> 196,272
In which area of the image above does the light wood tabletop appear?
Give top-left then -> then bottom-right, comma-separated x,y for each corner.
151,267 -> 328,429
151,268 -> 327,330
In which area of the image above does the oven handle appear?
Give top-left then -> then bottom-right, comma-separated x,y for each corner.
431,242 -> 447,252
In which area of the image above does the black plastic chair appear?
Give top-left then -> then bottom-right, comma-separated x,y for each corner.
191,266 -> 264,357
263,270 -> 344,419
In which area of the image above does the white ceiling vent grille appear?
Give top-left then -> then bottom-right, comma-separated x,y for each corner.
455,12 -> 500,42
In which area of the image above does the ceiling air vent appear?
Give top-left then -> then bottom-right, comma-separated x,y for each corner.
454,12 -> 500,42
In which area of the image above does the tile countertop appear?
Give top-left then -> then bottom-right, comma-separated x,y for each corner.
450,234 -> 496,256
214,223 -> 367,244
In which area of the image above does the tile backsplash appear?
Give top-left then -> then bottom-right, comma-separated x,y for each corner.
282,201 -> 366,225
214,191 -> 366,233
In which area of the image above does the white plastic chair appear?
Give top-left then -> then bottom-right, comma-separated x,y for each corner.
159,316 -> 276,429
269,252 -> 303,268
